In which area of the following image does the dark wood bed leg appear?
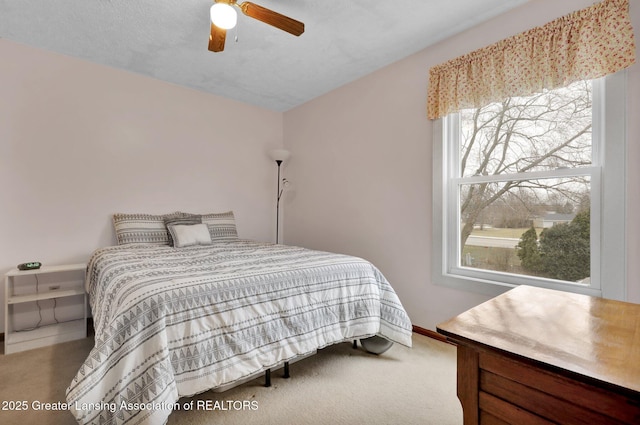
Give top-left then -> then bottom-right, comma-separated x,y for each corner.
264,369 -> 271,387
283,361 -> 290,379
353,340 -> 358,349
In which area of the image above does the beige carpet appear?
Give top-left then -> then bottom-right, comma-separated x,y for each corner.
0,334 -> 462,425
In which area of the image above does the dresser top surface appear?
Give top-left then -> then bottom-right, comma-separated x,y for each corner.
437,285 -> 640,394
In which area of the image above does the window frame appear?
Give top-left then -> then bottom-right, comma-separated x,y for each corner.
431,71 -> 627,301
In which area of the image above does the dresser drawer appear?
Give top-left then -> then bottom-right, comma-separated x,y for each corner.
479,391 -> 555,425
479,351 -> 640,425
479,410 -> 511,425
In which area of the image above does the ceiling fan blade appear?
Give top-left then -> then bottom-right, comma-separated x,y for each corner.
209,23 -> 227,52
239,2 -> 304,36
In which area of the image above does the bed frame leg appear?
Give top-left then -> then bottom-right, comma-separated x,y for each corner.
353,340 -> 358,349
283,361 -> 290,379
264,369 -> 271,387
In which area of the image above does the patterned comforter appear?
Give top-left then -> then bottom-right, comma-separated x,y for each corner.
66,240 -> 413,425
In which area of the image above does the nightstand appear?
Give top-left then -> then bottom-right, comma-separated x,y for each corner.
4,263 -> 87,354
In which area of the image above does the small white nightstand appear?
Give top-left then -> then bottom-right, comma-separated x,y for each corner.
4,263 -> 87,354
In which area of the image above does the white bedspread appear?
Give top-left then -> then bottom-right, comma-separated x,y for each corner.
66,240 -> 412,424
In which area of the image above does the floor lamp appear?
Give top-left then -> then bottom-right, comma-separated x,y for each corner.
270,149 -> 290,244
267,149 -> 291,386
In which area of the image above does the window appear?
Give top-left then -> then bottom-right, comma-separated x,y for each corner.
432,72 -> 627,300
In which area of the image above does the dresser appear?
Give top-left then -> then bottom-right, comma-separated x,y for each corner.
437,285 -> 640,425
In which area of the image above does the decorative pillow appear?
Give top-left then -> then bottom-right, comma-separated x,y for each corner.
113,211 -> 188,245
164,215 -> 202,247
167,223 -> 212,248
199,211 -> 238,240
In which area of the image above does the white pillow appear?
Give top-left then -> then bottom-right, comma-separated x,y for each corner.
167,223 -> 212,248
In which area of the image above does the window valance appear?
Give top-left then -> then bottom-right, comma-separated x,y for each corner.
427,0 -> 636,120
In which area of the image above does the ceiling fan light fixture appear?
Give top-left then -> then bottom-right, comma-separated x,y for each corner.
210,3 -> 237,30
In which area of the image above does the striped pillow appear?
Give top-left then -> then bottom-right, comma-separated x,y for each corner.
113,212 -> 188,245
199,211 -> 238,240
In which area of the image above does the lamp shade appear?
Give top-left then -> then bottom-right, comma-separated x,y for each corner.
270,149 -> 291,163
210,3 -> 237,30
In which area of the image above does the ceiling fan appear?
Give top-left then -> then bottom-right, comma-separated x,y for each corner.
208,0 -> 305,52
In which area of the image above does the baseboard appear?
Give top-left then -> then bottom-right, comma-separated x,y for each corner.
412,325 -> 455,345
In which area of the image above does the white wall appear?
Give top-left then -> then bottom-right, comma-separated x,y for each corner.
283,0 -> 640,330
0,39 -> 284,331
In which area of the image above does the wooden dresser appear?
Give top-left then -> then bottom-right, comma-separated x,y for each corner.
436,285 -> 640,425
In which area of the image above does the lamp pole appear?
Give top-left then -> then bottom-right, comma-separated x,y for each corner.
275,159 -> 283,244
270,148 -> 290,245
269,151 -> 290,382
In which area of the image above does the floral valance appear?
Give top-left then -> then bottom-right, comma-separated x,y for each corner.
427,0 -> 636,120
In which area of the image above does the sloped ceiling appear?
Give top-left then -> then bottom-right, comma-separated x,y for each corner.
1,0 -> 529,111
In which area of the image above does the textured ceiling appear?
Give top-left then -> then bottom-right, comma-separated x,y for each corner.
1,0 -> 529,111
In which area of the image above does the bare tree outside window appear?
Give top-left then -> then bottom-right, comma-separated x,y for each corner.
457,81 -> 592,282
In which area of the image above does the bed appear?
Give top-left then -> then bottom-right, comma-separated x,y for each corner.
65,212 -> 413,425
